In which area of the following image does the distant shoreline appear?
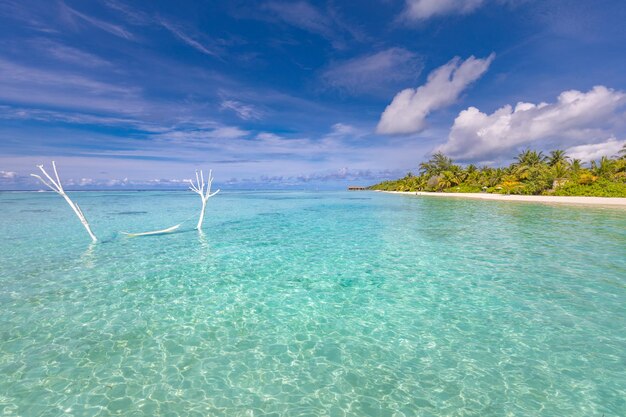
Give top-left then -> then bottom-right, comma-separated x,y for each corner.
379,191 -> 626,207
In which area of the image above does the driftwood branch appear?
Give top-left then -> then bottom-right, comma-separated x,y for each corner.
31,161 -> 98,242
188,169 -> 220,230
121,224 -> 181,237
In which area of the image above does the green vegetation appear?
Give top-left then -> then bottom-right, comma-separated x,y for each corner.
370,145 -> 626,197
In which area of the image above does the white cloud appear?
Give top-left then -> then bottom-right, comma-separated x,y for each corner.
44,175 -> 196,188
403,0 -> 485,20
106,177 -> 129,187
103,0 -> 151,25
0,126 -> 433,189
158,18 -> 219,58
401,1 -> 528,22
155,126 -> 250,143
100,1 -> 220,57
437,85 -> 626,160
264,1 -> 333,39
60,1 -> 133,39
377,54 -> 494,135
0,105 -> 143,126
0,170 -> 17,179
0,58 -> 144,115
220,100 -> 262,120
207,126 -> 250,139
261,1 -> 365,49
256,132 -> 283,141
34,39 -> 112,68
327,123 -> 359,137
252,167 -> 402,184
566,138 -> 626,162
321,48 -> 422,95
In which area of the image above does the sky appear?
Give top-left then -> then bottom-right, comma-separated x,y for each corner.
1,0 -> 626,189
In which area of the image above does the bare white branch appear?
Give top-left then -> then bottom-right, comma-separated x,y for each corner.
31,162 -> 98,242
38,164 -> 61,190
121,223 -> 180,237
30,174 -> 55,191
188,169 -> 220,230
52,161 -> 63,191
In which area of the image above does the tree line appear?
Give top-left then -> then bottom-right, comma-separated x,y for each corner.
370,145 -> 626,197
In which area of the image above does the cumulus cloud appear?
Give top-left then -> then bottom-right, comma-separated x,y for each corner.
377,54 -> 494,135
437,85 -> 626,160
403,0 -> 485,20
237,167 -> 403,185
106,177 -> 129,187
0,170 -> 18,180
321,48 -> 422,95
207,126 -> 250,139
54,176 -> 195,188
330,123 -> 356,135
287,167 -> 397,183
323,123 -> 364,140
566,137 -> 626,162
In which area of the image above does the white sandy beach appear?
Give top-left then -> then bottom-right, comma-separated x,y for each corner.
381,191 -> 626,207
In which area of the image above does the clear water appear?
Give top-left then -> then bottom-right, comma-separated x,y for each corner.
1,191 -> 625,417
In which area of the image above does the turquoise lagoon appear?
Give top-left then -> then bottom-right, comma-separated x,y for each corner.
0,190 -> 625,416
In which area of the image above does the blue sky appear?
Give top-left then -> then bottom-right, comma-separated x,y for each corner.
1,0 -> 625,189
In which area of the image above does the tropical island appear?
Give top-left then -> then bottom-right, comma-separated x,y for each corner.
370,146 -> 626,197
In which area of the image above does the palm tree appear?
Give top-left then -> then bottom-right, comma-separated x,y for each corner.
439,170 -> 461,189
552,162 -> 568,179
591,156 -> 615,177
432,152 -> 453,170
371,146 -> 625,195
489,168 -> 506,187
419,152 -> 453,177
514,150 -> 548,180
396,178 -> 409,191
515,149 -> 547,167
548,150 -> 569,167
415,176 -> 427,191
569,158 -> 583,174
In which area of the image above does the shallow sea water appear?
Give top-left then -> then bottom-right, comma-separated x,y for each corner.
0,191 -> 625,416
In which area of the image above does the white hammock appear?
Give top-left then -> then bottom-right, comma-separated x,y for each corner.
121,224 -> 181,237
